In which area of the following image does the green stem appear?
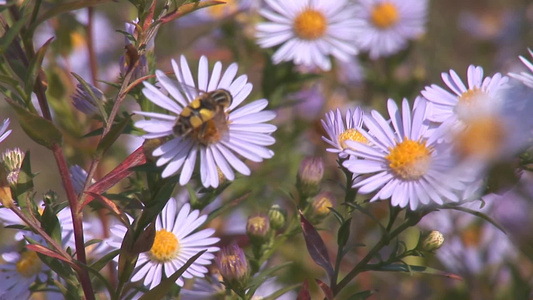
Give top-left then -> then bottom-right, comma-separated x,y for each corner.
333,218 -> 413,295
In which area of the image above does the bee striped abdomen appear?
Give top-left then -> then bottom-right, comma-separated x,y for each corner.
172,89 -> 233,138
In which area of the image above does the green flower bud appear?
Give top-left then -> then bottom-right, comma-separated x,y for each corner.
268,204 -> 287,231
420,230 -> 444,252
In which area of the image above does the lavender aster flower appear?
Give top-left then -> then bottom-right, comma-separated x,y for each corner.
134,55 -> 276,188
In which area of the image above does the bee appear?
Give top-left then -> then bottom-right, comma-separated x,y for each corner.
173,89 -> 233,140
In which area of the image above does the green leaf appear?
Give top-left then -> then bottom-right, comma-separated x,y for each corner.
96,116 -> 130,156
263,283 -> 300,300
246,262 -> 293,295
12,151 -> 34,213
6,99 -> 62,149
328,207 -> 344,225
24,37 -> 53,98
138,250 -> 206,300
0,12 -> 31,56
337,217 -> 351,249
440,205 -> 507,234
346,290 -> 375,300
40,203 -> 62,245
368,263 -> 463,280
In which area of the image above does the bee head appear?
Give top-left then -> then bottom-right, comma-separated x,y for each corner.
211,89 -> 233,109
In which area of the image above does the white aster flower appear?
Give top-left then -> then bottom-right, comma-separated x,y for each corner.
0,249 -> 50,299
421,65 -> 509,124
107,198 -> 219,289
447,83 -> 533,165
353,0 -> 428,59
255,0 -> 360,71
321,107 -> 366,158
343,98 -> 472,210
0,118 -> 11,143
509,48 -> 533,88
134,55 -> 276,188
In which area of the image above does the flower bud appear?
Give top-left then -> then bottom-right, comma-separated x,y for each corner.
246,214 -> 270,242
306,192 -> 336,224
297,156 -> 324,197
420,230 -> 444,252
71,82 -> 105,116
1,148 -> 24,186
268,204 -> 287,231
215,243 -> 249,292
0,166 -> 14,208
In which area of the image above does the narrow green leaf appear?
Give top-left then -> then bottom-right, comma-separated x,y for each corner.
6,99 -> 62,149
328,207 -> 344,225
96,116 -> 130,155
0,12 -> 30,56
368,263 -> 463,280
346,290 -> 375,300
263,283 -> 301,300
41,203 -> 62,245
138,250 -> 206,300
337,218 -> 351,249
24,37 -> 53,98
246,262 -> 293,293
12,151 -> 33,213
440,205 -> 507,234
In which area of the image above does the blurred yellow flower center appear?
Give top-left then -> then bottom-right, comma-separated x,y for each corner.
453,117 -> 504,161
458,88 -> 486,107
293,9 -> 328,40
338,128 -> 368,149
16,251 -> 42,278
208,0 -> 238,18
371,2 -> 399,29
461,225 -> 483,247
314,196 -> 333,216
70,31 -> 86,49
149,229 -> 180,262
386,138 -> 432,180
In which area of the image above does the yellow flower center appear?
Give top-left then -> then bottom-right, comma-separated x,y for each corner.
149,229 -> 180,262
386,138 -> 432,180
16,251 -> 42,278
293,9 -> 328,40
338,128 -> 368,149
371,2 -> 399,29
453,117 -> 504,161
